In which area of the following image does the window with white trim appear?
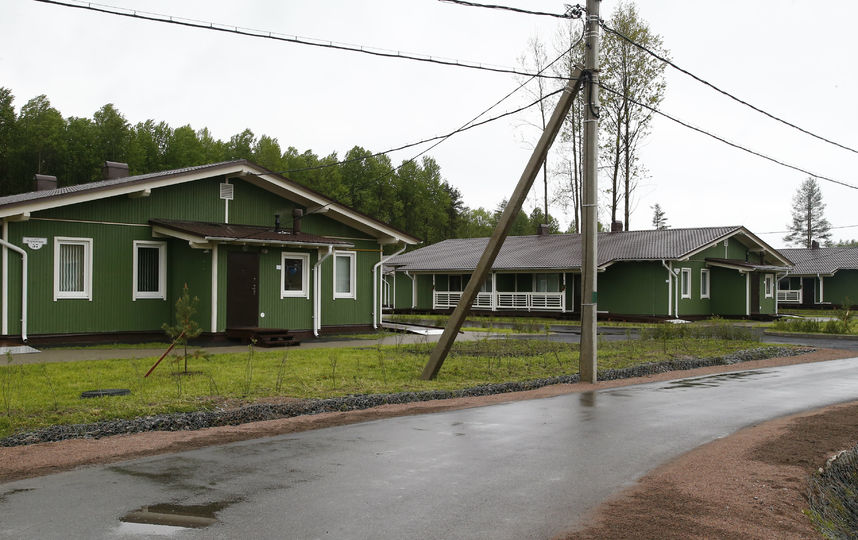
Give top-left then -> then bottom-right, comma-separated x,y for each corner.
133,241 -> 166,300
764,274 -> 774,298
535,273 -> 561,292
680,268 -> 691,299
54,237 -> 93,300
281,252 -> 310,298
700,269 -> 710,299
333,251 -> 356,299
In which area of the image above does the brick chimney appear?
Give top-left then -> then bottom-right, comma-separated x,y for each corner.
611,220 -> 624,233
292,208 -> 303,234
811,240 -> 820,249
102,161 -> 129,180
537,224 -> 550,236
33,174 -> 58,191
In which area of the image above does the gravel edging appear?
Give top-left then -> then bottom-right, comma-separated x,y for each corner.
0,346 -> 808,447
806,443 -> 858,537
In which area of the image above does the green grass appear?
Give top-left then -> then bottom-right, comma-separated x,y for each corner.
779,308 -> 840,318
0,337 -> 784,439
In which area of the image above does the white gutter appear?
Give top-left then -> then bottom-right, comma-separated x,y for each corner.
313,245 -> 334,337
373,245 -> 406,329
405,271 -> 416,308
661,260 -> 678,318
0,237 -> 27,342
745,272 -> 751,316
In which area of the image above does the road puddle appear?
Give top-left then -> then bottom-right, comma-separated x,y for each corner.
117,499 -> 238,535
660,370 -> 768,390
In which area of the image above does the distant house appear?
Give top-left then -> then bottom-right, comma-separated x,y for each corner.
778,246 -> 858,307
385,226 -> 791,319
0,160 -> 419,344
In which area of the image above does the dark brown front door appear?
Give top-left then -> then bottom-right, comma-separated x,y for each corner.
750,273 -> 761,315
227,251 -> 259,328
802,277 -> 815,306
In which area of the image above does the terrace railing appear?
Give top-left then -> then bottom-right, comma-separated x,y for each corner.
433,291 -> 565,311
777,289 -> 802,303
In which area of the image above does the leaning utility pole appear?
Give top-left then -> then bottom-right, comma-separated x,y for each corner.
579,0 -> 601,383
421,68 -> 585,380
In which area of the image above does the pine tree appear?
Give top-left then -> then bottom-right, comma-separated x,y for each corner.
784,177 -> 831,247
162,283 -> 202,373
651,203 -> 668,230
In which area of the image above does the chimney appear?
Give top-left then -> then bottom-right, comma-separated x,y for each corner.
611,220 -> 624,233
274,214 -> 281,233
33,174 -> 58,191
811,240 -> 820,249
537,224 -> 550,236
102,161 -> 129,180
292,208 -> 303,234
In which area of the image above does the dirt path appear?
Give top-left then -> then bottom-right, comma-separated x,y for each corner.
1,348 -> 856,539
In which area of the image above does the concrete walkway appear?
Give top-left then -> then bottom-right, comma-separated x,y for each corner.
1,330 -> 496,365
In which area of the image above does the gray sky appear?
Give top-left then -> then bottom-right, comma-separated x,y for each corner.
2,0 -> 856,247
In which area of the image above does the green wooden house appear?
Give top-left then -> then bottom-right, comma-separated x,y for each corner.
384,226 -> 791,319
778,246 -> 858,307
0,160 -> 418,344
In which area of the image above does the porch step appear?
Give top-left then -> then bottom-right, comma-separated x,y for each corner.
225,327 -> 301,348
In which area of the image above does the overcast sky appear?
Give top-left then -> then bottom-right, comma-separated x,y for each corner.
2,0 -> 856,247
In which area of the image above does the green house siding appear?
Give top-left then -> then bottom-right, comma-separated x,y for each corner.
599,262 -> 668,316
320,246 -> 380,327
822,271 -> 858,306
709,267 -> 746,316
415,274 -> 433,309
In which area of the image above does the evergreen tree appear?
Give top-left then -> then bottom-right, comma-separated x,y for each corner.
162,283 -> 202,374
784,177 -> 831,247
651,203 -> 668,229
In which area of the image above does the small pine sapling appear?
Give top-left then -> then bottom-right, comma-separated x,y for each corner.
162,283 -> 202,373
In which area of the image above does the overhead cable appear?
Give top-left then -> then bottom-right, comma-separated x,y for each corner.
600,21 -> 858,156
438,0 -> 584,20
35,0 -> 572,80
598,82 -> 858,192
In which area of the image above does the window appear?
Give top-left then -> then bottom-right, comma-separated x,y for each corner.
281,252 -> 309,298
680,268 -> 691,299
333,251 -> 356,299
133,241 -> 166,300
54,237 -> 92,300
448,275 -> 464,292
480,277 -> 492,292
764,274 -> 774,298
700,269 -> 710,299
535,273 -> 560,292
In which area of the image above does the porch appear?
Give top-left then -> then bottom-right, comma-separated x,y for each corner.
433,291 -> 566,312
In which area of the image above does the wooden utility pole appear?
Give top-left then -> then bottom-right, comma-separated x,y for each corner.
421,68 -> 585,380
579,0 -> 601,383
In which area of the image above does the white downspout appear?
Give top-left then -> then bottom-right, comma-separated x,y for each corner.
406,271 -> 416,309
0,238 -> 27,342
661,260 -> 678,318
313,245 -> 333,337
745,272 -> 750,316
373,245 -> 406,329
817,273 -> 824,304
210,244 -> 218,333
2,221 -> 7,335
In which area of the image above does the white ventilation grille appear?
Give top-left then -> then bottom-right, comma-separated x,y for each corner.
219,182 -> 234,200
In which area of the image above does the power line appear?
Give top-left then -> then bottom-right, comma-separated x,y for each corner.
438,0 -> 583,19
281,20 -> 585,179
281,86 -> 567,175
759,224 -> 858,235
599,21 -> 858,156
35,0 -> 571,81
598,82 -> 858,192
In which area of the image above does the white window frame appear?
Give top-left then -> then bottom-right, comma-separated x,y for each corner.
764,274 -> 774,298
700,269 -> 710,299
333,251 -> 357,300
281,252 -> 310,299
54,236 -> 93,301
680,268 -> 691,299
133,241 -> 167,300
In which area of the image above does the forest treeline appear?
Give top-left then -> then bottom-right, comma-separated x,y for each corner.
0,88 -> 558,244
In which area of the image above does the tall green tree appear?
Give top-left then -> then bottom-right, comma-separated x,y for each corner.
226,129 -> 255,160
252,135 -> 283,171
16,95 -> 66,190
93,103 -> 130,163
164,125 -> 204,169
0,88 -> 18,193
784,177 -> 832,247
63,117 -> 99,185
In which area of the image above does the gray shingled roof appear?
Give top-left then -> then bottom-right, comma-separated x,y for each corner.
387,226 -> 764,272
0,161 -> 243,209
780,247 -> 858,275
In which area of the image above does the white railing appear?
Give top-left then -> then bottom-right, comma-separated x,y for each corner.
777,289 -> 802,303
433,291 -> 565,311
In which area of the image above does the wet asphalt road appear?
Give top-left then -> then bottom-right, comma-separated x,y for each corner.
3,356 -> 858,539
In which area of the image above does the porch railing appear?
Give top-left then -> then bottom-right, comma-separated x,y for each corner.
433,291 -> 565,311
777,289 -> 802,303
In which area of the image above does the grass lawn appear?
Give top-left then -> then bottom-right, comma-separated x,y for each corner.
0,336 -> 783,439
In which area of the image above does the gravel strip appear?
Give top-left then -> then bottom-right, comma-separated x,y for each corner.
0,346 -> 808,447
